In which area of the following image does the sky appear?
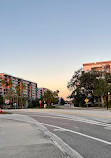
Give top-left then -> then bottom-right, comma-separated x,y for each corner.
0,0 -> 111,99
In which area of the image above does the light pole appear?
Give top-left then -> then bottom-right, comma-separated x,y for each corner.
107,92 -> 110,110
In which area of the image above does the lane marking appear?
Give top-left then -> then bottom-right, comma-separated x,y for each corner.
42,123 -> 111,146
104,127 -> 111,130
43,110 -> 111,119
30,114 -> 111,128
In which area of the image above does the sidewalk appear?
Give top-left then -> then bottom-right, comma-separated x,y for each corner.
0,116 -> 66,158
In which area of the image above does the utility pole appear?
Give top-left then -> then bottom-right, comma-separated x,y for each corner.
107,92 -> 110,110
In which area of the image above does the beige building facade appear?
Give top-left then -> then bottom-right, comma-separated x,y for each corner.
38,88 -> 49,99
83,60 -> 111,73
0,73 -> 38,100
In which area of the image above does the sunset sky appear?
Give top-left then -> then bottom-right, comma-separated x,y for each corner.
1,0 -> 111,99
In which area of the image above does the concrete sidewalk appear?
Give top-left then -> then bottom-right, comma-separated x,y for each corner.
0,117 -> 66,158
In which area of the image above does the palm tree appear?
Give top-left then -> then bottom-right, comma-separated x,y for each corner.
1,79 -> 7,106
8,80 -> 12,90
53,90 -> 59,104
43,90 -> 54,106
15,85 -> 20,96
1,79 -> 12,93
21,82 -> 26,97
5,89 -> 15,107
1,79 -> 6,93
15,82 -> 26,108
53,90 -> 59,98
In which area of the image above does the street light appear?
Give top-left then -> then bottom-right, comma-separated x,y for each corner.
107,92 -> 110,110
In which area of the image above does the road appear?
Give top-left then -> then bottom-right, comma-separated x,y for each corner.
10,109 -> 111,158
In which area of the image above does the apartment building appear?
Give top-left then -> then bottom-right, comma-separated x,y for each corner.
0,73 -> 38,100
83,60 -> 111,73
38,88 -> 49,99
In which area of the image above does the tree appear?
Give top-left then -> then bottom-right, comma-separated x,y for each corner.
53,90 -> 59,104
1,79 -> 6,96
15,82 -> 26,108
60,98 -> 65,105
68,68 -> 111,107
67,70 -> 97,106
53,90 -> 59,98
1,79 -> 6,87
43,90 -> 54,106
0,95 -> 3,108
67,68 -> 82,91
31,98 -> 40,107
43,90 -> 59,106
15,85 -> 20,96
93,78 -> 111,107
72,93 -> 86,107
20,82 -> 26,97
5,89 -> 15,106
1,79 -> 12,91
79,71 -> 98,96
8,80 -> 12,89
1,79 -> 12,106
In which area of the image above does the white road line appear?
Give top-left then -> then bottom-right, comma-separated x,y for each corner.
42,123 -> 111,146
30,114 -> 111,128
104,126 -> 111,130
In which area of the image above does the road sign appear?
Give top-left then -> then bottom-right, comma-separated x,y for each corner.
85,98 -> 89,103
39,100 -> 42,108
0,108 -> 3,113
5,99 -> 9,104
39,100 -> 42,104
59,97 -> 61,103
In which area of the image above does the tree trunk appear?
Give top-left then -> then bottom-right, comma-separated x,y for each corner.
48,101 -> 50,106
17,96 -> 18,109
98,98 -> 100,107
101,96 -> 104,107
3,95 -> 5,108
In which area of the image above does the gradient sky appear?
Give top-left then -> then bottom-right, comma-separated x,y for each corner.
0,0 -> 111,99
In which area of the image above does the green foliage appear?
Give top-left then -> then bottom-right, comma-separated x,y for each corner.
5,89 -> 15,102
0,112 -> 12,114
43,90 -> 53,106
68,68 -> 111,107
14,83 -> 26,108
28,99 -> 44,108
43,90 -> 59,106
18,97 -> 26,107
0,95 -> 3,108
31,99 -> 39,107
67,68 -> 82,91
104,100 -> 111,108
1,79 -> 27,108
46,105 -> 55,108
79,72 -> 97,95
28,102 -> 33,108
53,98 -> 59,104
60,98 -> 65,105
93,79 -> 107,97
72,93 -> 86,107
1,79 -> 12,90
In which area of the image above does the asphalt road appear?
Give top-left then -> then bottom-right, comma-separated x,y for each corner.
11,109 -> 111,158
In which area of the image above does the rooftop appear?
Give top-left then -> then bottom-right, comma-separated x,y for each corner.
83,60 -> 111,66
0,73 -> 37,84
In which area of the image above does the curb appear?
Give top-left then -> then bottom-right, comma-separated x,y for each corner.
0,114 -> 84,158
